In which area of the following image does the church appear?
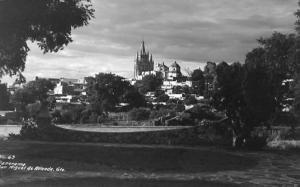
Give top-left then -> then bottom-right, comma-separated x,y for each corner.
134,41 -> 182,81
133,41 -> 154,78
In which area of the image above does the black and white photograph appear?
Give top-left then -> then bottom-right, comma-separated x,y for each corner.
0,0 -> 300,186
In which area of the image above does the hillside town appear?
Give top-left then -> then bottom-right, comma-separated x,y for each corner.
4,41 -> 209,105
1,0 -> 300,186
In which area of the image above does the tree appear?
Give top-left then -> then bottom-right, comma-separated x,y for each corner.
122,88 -> 146,108
203,61 -> 217,98
184,94 -> 197,105
246,33 -> 296,114
191,69 -> 205,95
292,1 -> 300,123
0,83 -> 10,110
11,78 -> 55,118
212,62 -> 246,147
243,64 -> 276,128
212,61 -> 282,147
0,0 -> 94,82
156,94 -> 170,102
134,74 -> 163,94
86,73 -> 133,113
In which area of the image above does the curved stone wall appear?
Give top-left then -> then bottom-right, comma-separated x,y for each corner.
20,122 -> 230,146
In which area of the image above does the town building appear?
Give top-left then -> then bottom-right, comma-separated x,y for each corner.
134,41 -> 183,81
134,41 -> 154,79
132,41 -> 193,100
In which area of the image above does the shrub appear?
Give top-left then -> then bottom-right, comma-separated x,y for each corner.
88,112 -> 98,123
128,108 -> 150,121
185,104 -> 221,121
51,110 -> 62,123
60,110 -> 73,124
149,108 -> 176,119
156,94 -> 170,102
184,94 -> 197,105
175,104 -> 185,112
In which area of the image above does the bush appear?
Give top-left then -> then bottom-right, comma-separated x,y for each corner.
184,94 -> 197,105
18,119 -> 39,139
175,104 -> 185,112
88,112 -> 99,123
156,94 -> 169,102
60,110 -> 73,124
149,108 -> 176,119
128,108 -> 150,121
51,110 -> 62,123
185,104 -> 221,121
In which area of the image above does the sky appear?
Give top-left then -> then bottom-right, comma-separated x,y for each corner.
2,0 -> 298,85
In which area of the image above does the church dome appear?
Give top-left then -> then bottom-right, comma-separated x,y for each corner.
171,61 -> 180,68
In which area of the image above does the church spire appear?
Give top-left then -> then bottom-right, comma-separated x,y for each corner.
141,40 -> 146,54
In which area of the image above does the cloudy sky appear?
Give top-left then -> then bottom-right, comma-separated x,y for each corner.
3,0 -> 298,84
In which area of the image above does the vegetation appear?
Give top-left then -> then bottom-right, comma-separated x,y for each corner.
211,31 -> 298,148
11,78 -> 55,119
184,94 -> 197,105
128,108 -> 150,121
86,73 -> 145,114
292,1 -> 300,124
0,0 -> 94,83
134,74 -> 163,94
156,93 -> 170,102
191,69 -> 205,95
0,83 -> 11,110
172,85 -> 190,94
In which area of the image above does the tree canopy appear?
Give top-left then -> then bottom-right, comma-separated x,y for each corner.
245,32 -> 296,113
292,1 -> 300,122
11,78 -> 55,118
87,73 -> 145,113
212,61 -> 278,147
0,83 -> 10,110
134,74 -> 163,94
191,69 -> 205,95
0,0 -> 94,82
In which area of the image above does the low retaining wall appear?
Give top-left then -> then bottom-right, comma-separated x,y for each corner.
19,122 -> 232,146
49,125 -> 212,145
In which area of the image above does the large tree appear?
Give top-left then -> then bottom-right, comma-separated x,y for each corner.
246,32 -> 296,114
212,61 -> 277,147
292,1 -> 300,122
11,78 -> 55,118
191,69 -> 205,95
86,73 -> 142,113
0,0 -> 94,82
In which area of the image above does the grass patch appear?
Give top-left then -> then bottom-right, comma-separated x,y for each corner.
0,141 -> 257,173
1,177 -> 241,187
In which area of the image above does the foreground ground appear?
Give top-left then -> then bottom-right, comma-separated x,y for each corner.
0,141 -> 299,186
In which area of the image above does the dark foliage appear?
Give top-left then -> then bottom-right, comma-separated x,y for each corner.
0,83 -> 10,110
135,74 -> 163,94
185,104 -> 221,122
0,0 -> 94,82
122,88 -> 146,108
11,79 -> 55,118
191,69 -> 205,95
184,94 -> 197,105
128,108 -> 150,121
156,94 -> 170,102
87,73 -> 143,113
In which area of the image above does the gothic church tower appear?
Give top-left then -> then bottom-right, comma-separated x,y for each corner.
134,41 -> 154,79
